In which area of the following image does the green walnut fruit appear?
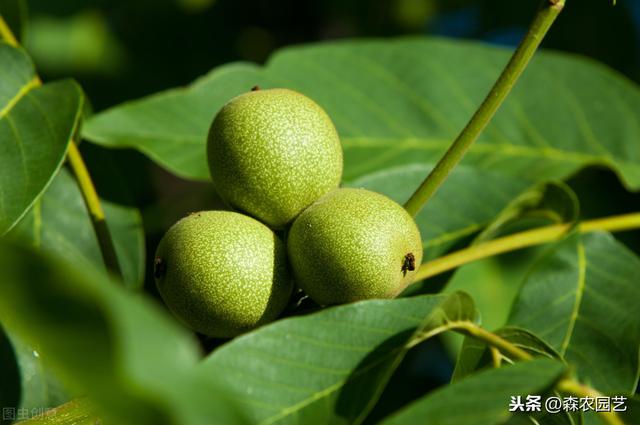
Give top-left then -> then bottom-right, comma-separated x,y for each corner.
154,211 -> 293,337
287,188 -> 423,305
207,88 -> 343,229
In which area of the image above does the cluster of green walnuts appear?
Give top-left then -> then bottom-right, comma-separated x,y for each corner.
154,88 -> 423,338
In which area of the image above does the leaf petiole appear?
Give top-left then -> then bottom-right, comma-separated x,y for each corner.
414,212 -> 640,281
0,12 -> 18,46
556,380 -> 625,425
403,0 -> 566,216
66,143 -> 123,279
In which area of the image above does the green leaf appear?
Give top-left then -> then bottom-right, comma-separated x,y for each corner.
82,62 -> 260,180
437,182 -> 579,355
83,38 -> 640,260
8,166 -> 145,289
199,291 -> 477,425
381,358 -> 565,425
0,42 -> 83,235
508,232 -> 640,394
82,39 -> 640,188
0,240 -> 246,425
435,186 -> 578,359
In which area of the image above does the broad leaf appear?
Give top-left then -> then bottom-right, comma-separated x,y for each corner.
0,240 -> 246,425
83,39 -> 640,188
84,38 -> 640,258
381,358 -> 565,425
82,62 -> 260,180
508,232 -> 640,394
8,167 -> 145,289
0,43 -> 83,234
199,291 -> 477,425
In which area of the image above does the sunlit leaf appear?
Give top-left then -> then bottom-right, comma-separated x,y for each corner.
83,38 -> 640,260
0,43 -> 83,235
83,39 -> 640,188
199,292 -> 476,425
509,232 -> 640,394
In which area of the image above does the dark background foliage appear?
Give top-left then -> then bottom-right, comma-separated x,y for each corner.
11,0 -> 640,420
24,0 -> 640,108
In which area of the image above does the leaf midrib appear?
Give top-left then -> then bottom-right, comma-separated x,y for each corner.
257,341 -> 406,425
342,137 -> 625,166
559,241 -> 587,355
0,76 -> 39,119
258,307 -> 467,424
86,132 -> 639,175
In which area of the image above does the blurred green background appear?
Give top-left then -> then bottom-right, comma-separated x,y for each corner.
17,0 -> 640,109
3,0 -> 639,420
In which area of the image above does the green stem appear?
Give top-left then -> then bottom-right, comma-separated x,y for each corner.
453,322 -> 533,361
489,346 -> 502,368
556,379 -> 625,425
0,14 -> 123,280
0,12 -> 18,46
414,212 -> 640,281
403,0 -> 565,217
66,143 -> 123,278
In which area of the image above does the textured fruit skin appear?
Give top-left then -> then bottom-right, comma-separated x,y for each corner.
287,188 -> 423,305
207,88 -> 343,229
154,211 -> 293,337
